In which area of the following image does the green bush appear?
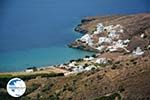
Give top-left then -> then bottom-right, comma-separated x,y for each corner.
0,89 -> 14,100
0,74 -> 14,88
85,55 -> 90,58
25,83 -> 40,95
95,93 -> 121,100
41,82 -> 54,92
0,73 -> 64,80
47,93 -> 60,100
20,96 -> 31,100
0,73 -> 64,88
111,64 -> 117,70
115,61 -> 120,64
76,58 -> 83,62
118,86 -> 125,93
0,74 -> 13,78
94,63 -> 106,68
92,54 -> 96,58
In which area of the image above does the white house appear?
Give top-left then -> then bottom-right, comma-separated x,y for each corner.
25,69 -> 34,73
85,65 -> 96,71
115,40 -> 125,48
72,65 -> 84,73
80,34 -> 91,42
80,34 -> 93,46
140,34 -> 145,38
119,29 -> 124,33
94,23 -> 124,34
108,30 -> 120,39
93,23 -> 105,35
104,25 -> 114,32
96,45 -> 105,51
132,47 -> 144,56
123,39 -> 130,44
107,39 -> 129,52
83,57 -> 94,61
95,58 -> 107,64
96,23 -> 104,32
98,37 -> 112,44
107,46 -> 118,52
68,61 -> 76,67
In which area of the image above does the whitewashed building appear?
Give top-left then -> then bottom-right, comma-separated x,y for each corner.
98,37 -> 112,44
108,30 -> 120,39
95,23 -> 104,34
132,47 -> 144,56
85,65 -> 96,71
83,57 -> 94,61
95,58 -> 107,64
25,69 -> 34,73
80,34 -> 93,46
96,45 -> 105,51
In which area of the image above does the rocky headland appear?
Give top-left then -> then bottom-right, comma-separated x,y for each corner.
69,13 -> 150,53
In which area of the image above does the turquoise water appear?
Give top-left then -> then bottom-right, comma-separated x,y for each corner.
0,0 -> 149,72
0,46 -> 93,72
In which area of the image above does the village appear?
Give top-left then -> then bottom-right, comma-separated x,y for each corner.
24,22 -> 145,76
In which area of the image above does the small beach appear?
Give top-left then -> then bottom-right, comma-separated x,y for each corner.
0,46 -> 94,72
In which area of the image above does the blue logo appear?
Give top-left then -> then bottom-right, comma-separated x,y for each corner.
7,78 -> 26,97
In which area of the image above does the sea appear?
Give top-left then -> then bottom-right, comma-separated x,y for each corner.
0,0 -> 149,72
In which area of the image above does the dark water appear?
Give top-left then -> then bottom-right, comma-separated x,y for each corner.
0,0 -> 149,72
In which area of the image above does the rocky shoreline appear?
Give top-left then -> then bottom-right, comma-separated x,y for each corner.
1,13 -> 150,76
69,13 -> 150,53
66,13 -> 150,76
0,13 -> 150,100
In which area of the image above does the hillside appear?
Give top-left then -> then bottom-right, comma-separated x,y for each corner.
0,13 -> 150,100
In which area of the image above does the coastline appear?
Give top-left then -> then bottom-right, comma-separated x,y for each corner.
0,46 -> 94,72
0,13 -> 150,100
0,13 -> 150,76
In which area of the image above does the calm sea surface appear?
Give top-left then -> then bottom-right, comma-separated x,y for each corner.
0,0 -> 149,72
